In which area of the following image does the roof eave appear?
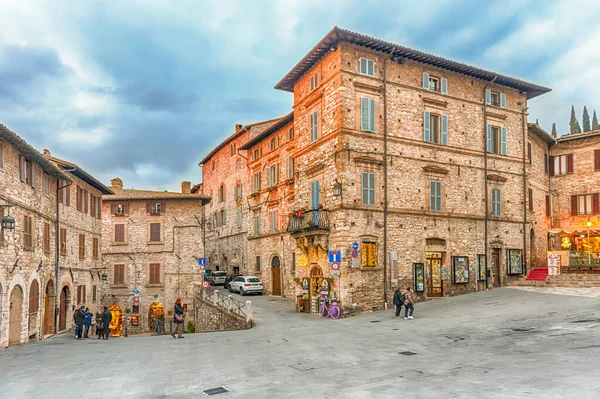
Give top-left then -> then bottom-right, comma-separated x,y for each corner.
239,112 -> 294,150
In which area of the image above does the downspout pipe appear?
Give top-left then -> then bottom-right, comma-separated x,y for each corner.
483,76 -> 496,290
382,49 -> 393,307
522,105 -> 529,273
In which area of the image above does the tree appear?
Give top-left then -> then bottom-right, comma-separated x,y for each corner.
593,110 -> 599,131
570,105 -> 582,134
583,106 -> 591,132
551,123 -> 557,138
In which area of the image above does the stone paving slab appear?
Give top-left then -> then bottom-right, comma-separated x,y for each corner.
1,288 -> 600,398
510,286 -> 600,298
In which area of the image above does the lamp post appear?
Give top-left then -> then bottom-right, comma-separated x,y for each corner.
587,221 -> 592,265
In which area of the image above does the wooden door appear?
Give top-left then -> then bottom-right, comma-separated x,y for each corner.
426,257 -> 442,297
271,256 -> 281,296
492,249 -> 501,287
9,285 -> 24,346
43,281 -> 55,335
59,287 -> 68,331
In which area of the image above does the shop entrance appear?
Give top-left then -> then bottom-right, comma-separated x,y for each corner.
492,248 -> 501,287
59,286 -> 70,331
148,302 -> 165,332
43,280 -> 55,335
426,252 -> 443,297
271,256 -> 281,296
9,285 -> 24,346
309,265 -> 323,313
108,304 -> 122,336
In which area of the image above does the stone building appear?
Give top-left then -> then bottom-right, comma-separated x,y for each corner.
0,124 -> 110,348
101,178 -> 210,335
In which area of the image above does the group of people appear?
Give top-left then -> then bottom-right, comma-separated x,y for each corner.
393,287 -> 416,320
73,306 -> 112,340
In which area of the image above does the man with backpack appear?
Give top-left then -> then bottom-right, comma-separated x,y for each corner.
393,288 -> 404,318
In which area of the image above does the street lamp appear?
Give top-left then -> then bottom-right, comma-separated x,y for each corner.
333,181 -> 342,197
587,221 -> 592,265
0,204 -> 15,231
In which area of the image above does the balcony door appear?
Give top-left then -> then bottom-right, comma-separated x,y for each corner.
311,180 -> 321,227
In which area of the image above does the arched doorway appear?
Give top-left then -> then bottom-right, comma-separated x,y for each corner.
59,286 -> 70,331
148,302 -> 165,332
530,228 -> 536,270
28,280 -> 40,340
44,280 -> 55,335
108,304 -> 122,337
9,285 -> 24,346
271,256 -> 281,296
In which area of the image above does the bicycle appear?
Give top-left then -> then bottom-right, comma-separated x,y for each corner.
319,295 -> 340,319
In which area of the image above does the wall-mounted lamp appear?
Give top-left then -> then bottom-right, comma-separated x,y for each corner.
101,271 -> 108,281
0,204 -> 15,231
333,181 -> 342,197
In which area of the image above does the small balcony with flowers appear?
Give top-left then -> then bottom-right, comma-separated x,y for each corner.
287,204 -> 330,251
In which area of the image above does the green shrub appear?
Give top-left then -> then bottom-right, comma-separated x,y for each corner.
186,321 -> 195,333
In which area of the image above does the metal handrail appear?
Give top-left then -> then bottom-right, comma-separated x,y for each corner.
287,209 -> 330,234
201,289 -> 247,318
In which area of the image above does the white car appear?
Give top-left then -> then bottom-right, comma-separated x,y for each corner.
208,271 -> 226,286
229,276 -> 263,296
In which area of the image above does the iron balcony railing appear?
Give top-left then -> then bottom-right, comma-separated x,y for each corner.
287,209 -> 330,235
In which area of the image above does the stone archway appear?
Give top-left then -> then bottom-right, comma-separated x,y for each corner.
9,285 -> 24,346
59,286 -> 70,331
271,256 -> 281,296
44,280 -> 55,335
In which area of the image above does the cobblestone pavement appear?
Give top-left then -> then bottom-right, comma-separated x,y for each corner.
1,287 -> 600,399
510,286 -> 600,298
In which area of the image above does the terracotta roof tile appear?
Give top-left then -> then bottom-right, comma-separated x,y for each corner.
104,187 -> 211,203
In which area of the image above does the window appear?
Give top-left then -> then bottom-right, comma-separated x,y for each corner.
148,202 -> 162,215
527,143 -> 532,164
93,237 -> 99,259
361,241 -> 377,267
236,209 -> 242,226
544,153 -> 549,174
359,57 -> 375,76
219,209 -> 226,226
422,73 -> 448,94
235,160 -> 241,171
60,228 -> 67,255
150,223 -> 161,242
424,112 -> 448,145
218,185 -> 225,203
76,285 -> 86,305
29,280 -> 39,313
112,203 -> 127,216
114,224 -> 125,243
214,211 -> 221,227
491,188 -> 501,217
212,159 -> 215,171
572,194 -> 599,215
234,183 -> 243,200
287,128 -> 294,141
269,137 -> 279,151
230,142 -> 236,157
23,215 -> 33,249
149,263 -> 161,285
546,195 -> 551,217
43,173 -> 50,195
310,111 -> 319,143
430,181 -> 442,212
78,234 -> 85,259
311,180 -> 320,209
58,186 -> 70,206
486,125 -> 507,155
252,148 -> 262,161
76,186 -> 88,213
256,256 -> 261,272
266,164 -> 279,187
252,172 -> 261,193
528,188 -> 533,211
360,98 -> 375,132
92,285 -> 97,302
550,154 -> 573,176
270,210 -> 277,233
254,215 -> 260,235
595,150 -> 600,171
19,157 -> 35,187
292,252 -> 296,272
485,89 -> 506,108
43,222 -> 50,253
91,195 -> 101,218
113,264 -> 125,285
310,73 -> 318,91
286,158 -> 295,179
361,172 -> 375,206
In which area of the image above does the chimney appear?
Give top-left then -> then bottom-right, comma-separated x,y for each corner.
181,181 -> 191,194
43,149 -> 51,156
111,177 -> 123,189
235,124 -> 243,131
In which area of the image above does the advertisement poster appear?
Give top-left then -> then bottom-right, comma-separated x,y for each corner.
478,254 -> 487,281
507,249 -> 524,275
414,263 -> 425,292
547,254 -> 561,276
453,256 -> 469,284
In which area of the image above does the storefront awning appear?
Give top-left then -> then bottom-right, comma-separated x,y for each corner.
549,229 -> 571,235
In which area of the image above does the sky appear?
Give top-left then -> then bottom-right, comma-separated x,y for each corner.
1,0 -> 599,191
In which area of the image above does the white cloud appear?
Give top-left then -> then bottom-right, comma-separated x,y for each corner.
58,126 -> 112,147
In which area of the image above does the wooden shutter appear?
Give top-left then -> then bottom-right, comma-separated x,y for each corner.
549,156 -> 555,176
441,78 -> 448,95
150,223 -> 161,242
571,195 -> 578,216
76,187 -> 81,211
150,264 -> 160,284
422,72 -> 429,89
29,280 -> 39,313
58,186 -> 63,203
361,172 -> 368,205
124,203 -> 130,215
146,203 -> 151,214
485,88 -> 491,105
566,154 -> 574,173
501,127 -> 507,155
545,195 -> 551,217
593,193 -> 600,214
114,264 -> 124,285
423,111 -> 431,142
115,224 -> 125,242
486,125 -> 492,153
31,165 -> 36,188
595,150 -> 600,171
66,186 -> 70,206
528,188 -> 533,211
111,204 -> 116,215
90,194 -> 94,216
441,115 -> 448,146
19,156 -> 25,181
500,93 -> 507,108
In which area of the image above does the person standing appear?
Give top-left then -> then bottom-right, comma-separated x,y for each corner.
403,287 -> 416,320
171,298 -> 184,339
95,310 -> 103,339
83,307 -> 93,338
101,306 -> 113,340
74,306 -> 86,340
393,288 -> 404,318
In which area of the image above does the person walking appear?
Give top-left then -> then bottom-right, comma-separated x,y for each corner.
83,307 -> 93,338
403,287 -> 416,320
101,306 -> 113,340
393,288 -> 404,318
154,314 -> 164,336
74,306 -> 86,340
95,310 -> 103,339
171,298 -> 184,339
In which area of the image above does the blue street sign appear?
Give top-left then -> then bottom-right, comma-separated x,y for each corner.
328,250 -> 341,263
133,289 -> 140,296
352,242 -> 359,250
198,258 -> 206,266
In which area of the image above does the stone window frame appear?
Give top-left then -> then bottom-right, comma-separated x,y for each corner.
310,72 -> 319,91
359,57 -> 375,77
148,262 -> 163,287
148,222 -> 163,244
491,187 -> 502,218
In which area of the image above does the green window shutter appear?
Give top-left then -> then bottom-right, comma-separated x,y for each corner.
369,172 -> 375,205
368,60 -> 374,76
441,115 -> 448,146
501,127 -> 507,155
369,99 -> 375,132
360,98 -> 369,131
311,180 -> 320,209
422,72 -> 430,89
424,111 -> 431,142
500,93 -> 506,108
496,189 -> 501,216
361,172 -> 368,205
430,181 -> 436,210
441,78 -> 448,95
486,125 -> 492,153
360,58 -> 366,74
485,88 -> 491,105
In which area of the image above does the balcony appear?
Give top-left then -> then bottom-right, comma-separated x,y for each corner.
287,209 -> 330,237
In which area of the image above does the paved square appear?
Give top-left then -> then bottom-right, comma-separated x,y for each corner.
1,288 -> 599,398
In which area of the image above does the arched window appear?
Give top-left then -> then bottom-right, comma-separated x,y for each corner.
29,280 -> 39,313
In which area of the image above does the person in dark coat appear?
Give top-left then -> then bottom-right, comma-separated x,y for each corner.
171,298 -> 184,339
83,307 -> 93,338
101,306 -> 113,340
74,306 -> 86,340
393,288 -> 404,318
95,310 -> 103,339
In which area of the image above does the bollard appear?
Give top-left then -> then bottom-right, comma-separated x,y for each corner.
245,300 -> 253,327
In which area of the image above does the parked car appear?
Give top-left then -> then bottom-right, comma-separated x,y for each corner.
208,271 -> 227,286
229,276 -> 263,296
223,274 -> 242,290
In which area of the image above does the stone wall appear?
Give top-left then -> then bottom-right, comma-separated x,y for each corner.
195,295 -> 251,332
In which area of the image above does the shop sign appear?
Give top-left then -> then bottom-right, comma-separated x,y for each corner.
548,254 -> 561,276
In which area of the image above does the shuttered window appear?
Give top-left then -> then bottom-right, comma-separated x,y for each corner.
550,154 -> 573,176
270,211 -> 277,233
311,180 -> 320,209
254,215 -> 260,235
361,172 -> 375,206
256,256 -> 261,272
544,154 -> 549,174
252,172 -> 261,193
60,228 -> 67,255
573,194 -> 599,215
114,224 -> 125,243
527,143 -> 532,164
310,111 -> 319,143
424,112 -> 448,145
360,98 -> 375,132
76,285 -> 86,305
114,264 -> 125,285
359,58 -> 375,76
78,234 -> 85,259
93,237 -> 99,259
486,125 -> 507,155
92,286 -> 97,302
485,89 -> 506,108
43,222 -> 51,253
23,215 -> 33,249
29,280 -> 39,313
58,186 -> 70,206
430,181 -> 442,212
491,188 -> 501,217
595,150 -> 600,171
149,263 -> 161,285
546,195 -> 551,217
310,73 -> 318,91
528,188 -> 534,211
266,164 -> 279,187
150,223 -> 161,242
361,241 -> 377,267
286,158 -> 295,179
422,73 -> 448,94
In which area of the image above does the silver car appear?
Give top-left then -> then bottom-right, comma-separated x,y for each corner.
208,271 -> 227,286
229,276 -> 263,296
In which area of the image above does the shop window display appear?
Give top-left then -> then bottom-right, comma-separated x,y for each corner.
506,249 -> 523,275
148,302 -> 165,333
108,304 -> 123,336
452,256 -> 469,284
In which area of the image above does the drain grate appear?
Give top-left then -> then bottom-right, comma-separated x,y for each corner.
204,387 -> 229,396
398,351 -> 417,356
370,320 -> 381,323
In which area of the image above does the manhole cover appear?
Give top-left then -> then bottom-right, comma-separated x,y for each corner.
204,387 -> 229,396
398,351 -> 417,356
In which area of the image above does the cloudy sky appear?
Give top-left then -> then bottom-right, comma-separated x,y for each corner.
1,0 -> 598,191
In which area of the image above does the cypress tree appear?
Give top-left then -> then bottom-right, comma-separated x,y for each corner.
551,123 -> 557,138
593,110 -> 599,131
570,105 -> 582,134
583,106 -> 591,132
